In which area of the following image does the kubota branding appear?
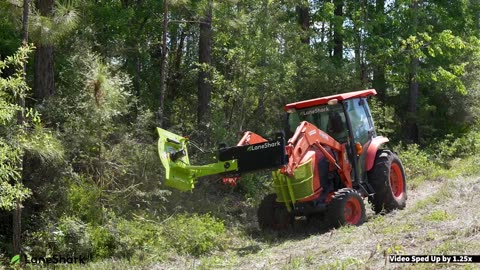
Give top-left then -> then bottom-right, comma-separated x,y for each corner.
247,141 -> 281,151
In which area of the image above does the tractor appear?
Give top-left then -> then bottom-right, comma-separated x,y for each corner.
157,89 -> 407,230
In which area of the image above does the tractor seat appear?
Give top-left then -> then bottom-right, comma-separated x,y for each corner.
327,112 -> 348,143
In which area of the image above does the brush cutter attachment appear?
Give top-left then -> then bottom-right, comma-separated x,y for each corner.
157,128 -> 238,191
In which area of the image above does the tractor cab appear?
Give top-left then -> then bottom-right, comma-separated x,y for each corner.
285,89 -> 377,183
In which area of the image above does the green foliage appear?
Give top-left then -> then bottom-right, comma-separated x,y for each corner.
162,213 -> 226,256
67,178 -> 104,223
0,45 -> 32,210
114,217 -> 167,261
0,44 -> 64,211
19,124 -> 64,163
397,130 -> 480,187
55,216 -> 93,256
42,47 -> 166,216
397,144 -> 437,180
0,0 -> 21,56
424,210 -> 452,222
29,0 -> 78,45
0,140 -> 28,210
237,173 -> 271,202
24,216 -> 93,258
0,45 -> 30,122
369,98 -> 396,138
87,225 -> 116,259
430,130 -> 480,164
24,213 -> 226,261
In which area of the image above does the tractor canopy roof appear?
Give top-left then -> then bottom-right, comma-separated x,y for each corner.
284,89 -> 377,111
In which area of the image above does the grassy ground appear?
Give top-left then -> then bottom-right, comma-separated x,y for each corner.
19,157 -> 480,270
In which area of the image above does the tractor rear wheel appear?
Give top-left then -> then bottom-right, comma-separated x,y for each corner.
368,150 -> 407,214
327,188 -> 366,228
257,194 -> 293,231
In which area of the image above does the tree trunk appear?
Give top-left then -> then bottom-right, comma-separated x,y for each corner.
13,0 -> 30,256
333,0 -> 344,61
168,26 -> 187,100
372,0 -> 387,102
254,0 -> 269,132
158,0 -> 168,127
197,0 -> 213,129
406,0 -> 419,142
34,0 -> 55,101
354,31 -> 365,87
297,1 -> 310,44
373,66 -> 387,101
407,56 -> 419,142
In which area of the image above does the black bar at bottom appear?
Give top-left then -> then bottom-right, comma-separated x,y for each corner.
389,255 -> 480,263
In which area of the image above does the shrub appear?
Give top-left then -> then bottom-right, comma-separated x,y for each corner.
87,225 -> 117,259
446,130 -> 480,158
24,213 -> 227,261
162,213 -> 226,256
68,177 -> 104,224
115,218 -> 167,261
237,173 -> 271,201
397,144 -> 437,179
426,130 -> 480,167
55,216 -> 93,257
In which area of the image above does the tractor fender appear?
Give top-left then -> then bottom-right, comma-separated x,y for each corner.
365,136 -> 390,171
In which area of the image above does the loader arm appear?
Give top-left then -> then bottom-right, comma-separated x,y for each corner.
283,121 -> 352,188
272,121 -> 353,211
223,131 -> 268,186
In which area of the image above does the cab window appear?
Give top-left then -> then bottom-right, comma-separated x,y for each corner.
287,104 -> 348,143
345,98 -> 373,145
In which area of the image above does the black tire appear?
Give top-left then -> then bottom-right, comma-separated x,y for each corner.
367,150 -> 407,214
257,194 -> 293,231
327,188 -> 366,228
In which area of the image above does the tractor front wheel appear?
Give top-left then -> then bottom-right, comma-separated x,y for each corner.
327,188 -> 366,228
368,150 -> 407,214
257,194 -> 293,231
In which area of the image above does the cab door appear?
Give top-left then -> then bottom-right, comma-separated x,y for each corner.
344,98 -> 375,180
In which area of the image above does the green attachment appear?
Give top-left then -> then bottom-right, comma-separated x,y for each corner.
157,128 -> 238,191
272,159 -> 315,211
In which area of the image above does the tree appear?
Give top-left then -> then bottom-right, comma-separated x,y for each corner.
197,0 -> 213,130
30,0 -> 77,102
158,0 -> 168,127
332,0 -> 344,61
297,0 -> 310,44
33,0 -> 55,101
370,0 -> 388,102
13,0 -> 30,254
0,45 -> 37,254
406,0 -> 420,142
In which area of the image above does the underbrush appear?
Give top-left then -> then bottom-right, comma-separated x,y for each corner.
22,212 -> 227,264
397,129 -> 480,188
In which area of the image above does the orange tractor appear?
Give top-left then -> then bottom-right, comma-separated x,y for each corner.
157,89 -> 407,230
